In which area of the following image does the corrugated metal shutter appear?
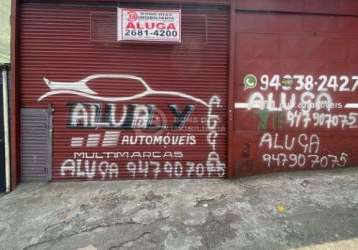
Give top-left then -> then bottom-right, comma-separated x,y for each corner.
232,11 -> 358,176
21,108 -> 50,182
19,2 -> 229,181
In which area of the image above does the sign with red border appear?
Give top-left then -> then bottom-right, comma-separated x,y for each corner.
117,8 -> 181,43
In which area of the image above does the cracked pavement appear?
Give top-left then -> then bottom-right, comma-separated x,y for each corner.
0,168 -> 358,250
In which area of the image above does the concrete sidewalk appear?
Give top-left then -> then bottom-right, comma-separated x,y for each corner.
0,169 -> 357,250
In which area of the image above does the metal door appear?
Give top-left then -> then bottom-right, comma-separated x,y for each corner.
21,108 -> 51,182
232,11 -> 358,176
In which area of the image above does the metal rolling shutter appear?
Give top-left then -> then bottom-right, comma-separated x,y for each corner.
232,10 -> 358,176
19,2 -> 229,181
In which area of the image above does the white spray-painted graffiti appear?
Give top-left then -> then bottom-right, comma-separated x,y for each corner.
205,96 -> 225,177
67,103 -> 195,129
123,96 -> 225,178
259,133 -> 320,154
61,159 -> 119,180
70,132 -> 197,147
259,132 -> 348,169
238,73 -> 354,170
39,74 -> 210,107
236,91 -> 335,112
60,96 -> 225,179
286,111 -> 358,129
236,74 -> 358,128
39,74 -> 226,179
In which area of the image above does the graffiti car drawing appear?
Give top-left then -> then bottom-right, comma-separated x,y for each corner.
38,74 -> 209,107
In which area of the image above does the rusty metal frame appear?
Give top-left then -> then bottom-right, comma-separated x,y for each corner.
10,0 -> 20,190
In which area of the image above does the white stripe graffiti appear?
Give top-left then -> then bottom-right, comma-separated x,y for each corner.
86,134 -> 101,147
345,103 -> 358,108
234,102 -> 249,109
102,131 -> 121,147
70,137 -> 84,147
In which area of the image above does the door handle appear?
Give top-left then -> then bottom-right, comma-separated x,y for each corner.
242,143 -> 251,158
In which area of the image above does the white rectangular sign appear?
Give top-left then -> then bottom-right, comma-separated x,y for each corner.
117,8 -> 181,43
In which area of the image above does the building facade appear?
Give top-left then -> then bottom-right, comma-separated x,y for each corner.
10,0 -> 358,188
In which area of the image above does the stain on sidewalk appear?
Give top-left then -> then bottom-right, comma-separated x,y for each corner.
0,168 -> 357,250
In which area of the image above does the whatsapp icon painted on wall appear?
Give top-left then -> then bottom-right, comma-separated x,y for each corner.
243,74 -> 257,90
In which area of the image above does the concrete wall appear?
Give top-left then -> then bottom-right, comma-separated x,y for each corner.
0,0 -> 11,64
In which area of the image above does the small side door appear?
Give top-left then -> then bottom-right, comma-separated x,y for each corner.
21,108 -> 51,182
